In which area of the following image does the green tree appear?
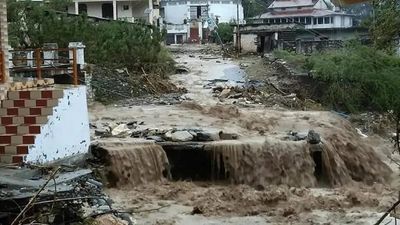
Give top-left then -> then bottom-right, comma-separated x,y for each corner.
242,0 -> 272,18
214,23 -> 234,43
369,0 -> 400,52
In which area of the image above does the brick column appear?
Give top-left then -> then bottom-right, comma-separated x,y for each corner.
0,1 -> 9,83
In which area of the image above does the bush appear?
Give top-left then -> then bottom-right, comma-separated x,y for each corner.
306,43 -> 400,115
214,23 -> 234,44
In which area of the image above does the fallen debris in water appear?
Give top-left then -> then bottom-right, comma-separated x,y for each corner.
0,165 -> 129,225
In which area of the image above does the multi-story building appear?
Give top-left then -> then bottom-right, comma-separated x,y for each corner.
238,0 -> 366,53
248,0 -> 354,29
161,0 -> 244,44
67,0 -> 161,25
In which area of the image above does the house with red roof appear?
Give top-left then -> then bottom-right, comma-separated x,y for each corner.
237,0 -> 366,53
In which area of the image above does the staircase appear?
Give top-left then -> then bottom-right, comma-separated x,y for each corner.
0,89 -> 64,164
0,82 -> 90,164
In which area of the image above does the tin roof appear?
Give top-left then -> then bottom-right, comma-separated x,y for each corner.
268,0 -> 317,9
251,9 -> 351,19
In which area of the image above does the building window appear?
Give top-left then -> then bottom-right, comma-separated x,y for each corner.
294,17 -> 299,22
318,17 -> 323,24
78,3 -> 87,14
123,5 -> 129,10
300,17 -> 305,23
324,17 -> 330,24
282,18 -> 287,23
306,17 -> 311,25
313,18 -> 317,24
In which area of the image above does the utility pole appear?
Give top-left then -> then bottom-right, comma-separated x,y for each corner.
236,0 -> 241,54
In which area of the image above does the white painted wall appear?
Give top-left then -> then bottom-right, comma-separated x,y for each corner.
305,15 -> 353,29
27,86 -> 90,163
118,1 -> 134,18
68,1 -> 154,23
240,34 -> 258,53
166,24 -> 188,33
163,3 -> 188,24
163,1 -> 244,24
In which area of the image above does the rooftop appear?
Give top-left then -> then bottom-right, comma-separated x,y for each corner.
268,0 -> 317,9
251,8 -> 353,19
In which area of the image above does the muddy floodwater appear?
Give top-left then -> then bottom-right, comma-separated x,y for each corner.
90,45 -> 400,225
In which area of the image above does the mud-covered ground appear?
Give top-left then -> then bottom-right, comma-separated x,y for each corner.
89,44 -> 400,225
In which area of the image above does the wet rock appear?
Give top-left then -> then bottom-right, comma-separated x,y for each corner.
219,131 -> 238,140
191,206 -> 204,215
196,132 -> 214,141
111,124 -> 131,136
287,131 -> 307,141
239,63 -> 249,68
94,214 -> 129,225
126,121 -> 137,129
307,130 -> 321,144
171,131 -> 193,142
176,65 -> 190,74
212,86 -> 224,93
95,128 -> 110,137
147,135 -> 164,142
189,55 -> 195,58
219,88 -> 232,98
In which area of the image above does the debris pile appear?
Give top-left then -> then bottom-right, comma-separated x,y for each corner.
91,120 -> 239,142
0,165 -> 131,225
90,66 -> 184,103
209,81 -> 305,109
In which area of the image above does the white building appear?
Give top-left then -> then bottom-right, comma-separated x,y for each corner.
67,0 -> 161,25
237,0 -> 361,53
161,0 -> 244,44
248,0 -> 354,29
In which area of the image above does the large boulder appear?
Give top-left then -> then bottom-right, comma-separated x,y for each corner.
171,131 -> 193,142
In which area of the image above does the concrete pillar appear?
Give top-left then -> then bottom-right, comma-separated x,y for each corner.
148,0 -> 153,24
0,0 -> 9,83
74,1 -> 79,15
112,0 -> 117,20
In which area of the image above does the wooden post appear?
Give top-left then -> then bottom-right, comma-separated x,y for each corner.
35,48 -> 42,80
72,48 -> 78,85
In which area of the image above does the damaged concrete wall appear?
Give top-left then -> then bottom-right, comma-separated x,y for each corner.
27,86 -> 90,163
240,34 -> 258,53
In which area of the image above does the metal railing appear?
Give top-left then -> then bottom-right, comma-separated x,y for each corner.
8,48 -> 79,85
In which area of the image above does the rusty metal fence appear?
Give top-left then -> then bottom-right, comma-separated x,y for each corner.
1,48 -> 79,85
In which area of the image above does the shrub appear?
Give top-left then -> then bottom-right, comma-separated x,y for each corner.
214,23 -> 234,44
